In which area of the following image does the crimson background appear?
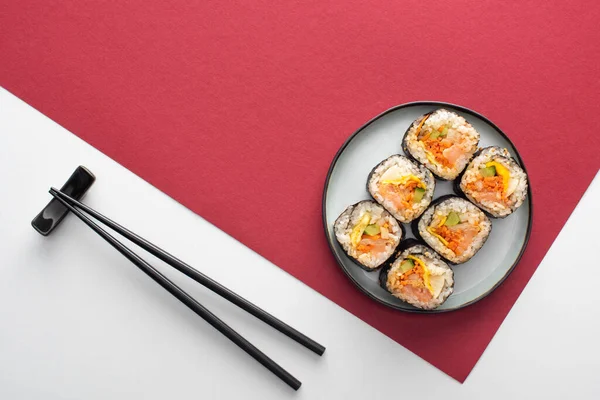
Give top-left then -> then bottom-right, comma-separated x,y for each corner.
2,1 -> 599,381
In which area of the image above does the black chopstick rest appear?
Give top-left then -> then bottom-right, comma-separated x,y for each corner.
31,166 -> 95,236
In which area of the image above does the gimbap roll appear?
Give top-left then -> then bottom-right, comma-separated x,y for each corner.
380,239 -> 454,310
456,146 -> 528,218
334,200 -> 403,271
402,109 -> 480,180
367,155 -> 435,223
414,196 -> 491,264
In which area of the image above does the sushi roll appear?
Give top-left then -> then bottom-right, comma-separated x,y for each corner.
413,196 -> 491,264
402,109 -> 480,180
367,154 -> 435,223
334,200 -> 404,271
456,146 -> 529,218
379,239 -> 454,310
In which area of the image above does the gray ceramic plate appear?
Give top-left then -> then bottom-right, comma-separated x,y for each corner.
322,102 -> 532,313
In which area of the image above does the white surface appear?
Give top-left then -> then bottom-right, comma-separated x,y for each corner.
324,105 -> 530,310
0,87 -> 599,399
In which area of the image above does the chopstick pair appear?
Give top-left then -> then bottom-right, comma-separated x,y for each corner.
43,186 -> 324,390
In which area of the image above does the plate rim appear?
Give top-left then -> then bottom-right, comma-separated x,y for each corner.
321,101 -> 534,313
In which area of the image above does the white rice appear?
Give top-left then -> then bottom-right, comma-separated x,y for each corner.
418,197 -> 491,264
460,146 -> 528,217
385,244 -> 454,310
367,155 -> 435,223
334,201 -> 402,269
404,109 -> 480,179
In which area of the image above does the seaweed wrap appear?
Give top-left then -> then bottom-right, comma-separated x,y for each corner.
379,239 -> 454,310
367,154 -> 435,223
455,146 -> 528,218
402,109 -> 480,180
413,196 -> 491,264
334,200 -> 404,271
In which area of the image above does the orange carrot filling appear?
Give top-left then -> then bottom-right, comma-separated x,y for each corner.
466,175 -> 507,201
431,223 -> 480,255
423,139 -> 453,167
434,226 -> 463,254
418,125 -> 453,168
421,134 -> 452,167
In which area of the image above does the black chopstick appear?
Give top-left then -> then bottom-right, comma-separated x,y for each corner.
49,187 -> 325,356
49,190 -> 302,390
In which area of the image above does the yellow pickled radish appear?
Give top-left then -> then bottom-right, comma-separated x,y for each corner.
380,167 -> 426,189
406,255 -> 434,295
425,151 -> 437,164
406,255 -> 446,297
350,213 -> 371,247
427,227 -> 449,246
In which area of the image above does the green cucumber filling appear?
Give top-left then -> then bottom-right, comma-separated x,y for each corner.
399,259 -> 415,273
480,165 -> 496,177
445,211 -> 461,226
363,224 -> 380,236
413,187 -> 426,203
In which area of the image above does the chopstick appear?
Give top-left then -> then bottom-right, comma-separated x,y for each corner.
49,190 -> 302,390
49,187 -> 325,356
